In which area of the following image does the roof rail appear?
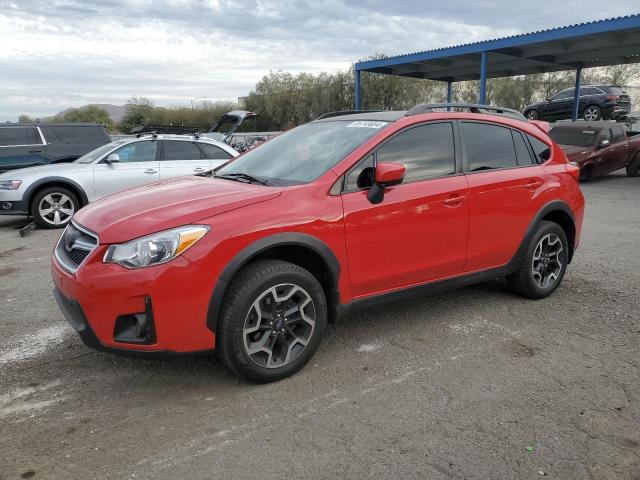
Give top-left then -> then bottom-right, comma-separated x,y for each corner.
315,110 -> 381,120
135,131 -> 158,138
405,103 -> 526,120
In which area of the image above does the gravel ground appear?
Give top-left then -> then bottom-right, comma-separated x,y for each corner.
0,170 -> 638,480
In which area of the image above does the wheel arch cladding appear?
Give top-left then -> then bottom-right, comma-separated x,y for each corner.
516,201 -> 576,265
26,178 -> 89,214
207,233 -> 341,333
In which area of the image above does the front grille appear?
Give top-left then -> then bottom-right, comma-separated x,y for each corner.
55,221 -> 98,274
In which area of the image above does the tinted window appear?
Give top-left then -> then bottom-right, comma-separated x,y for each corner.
527,135 -> 551,163
375,123 -> 455,181
198,143 -> 232,160
0,127 -> 42,146
549,127 -> 597,147
611,127 -> 625,144
581,87 -> 602,96
42,125 -> 108,143
112,141 -> 157,163
513,131 -> 534,165
606,86 -> 626,95
345,155 -> 374,190
599,129 -> 611,141
162,141 -> 202,160
552,89 -> 573,101
463,123 -> 517,171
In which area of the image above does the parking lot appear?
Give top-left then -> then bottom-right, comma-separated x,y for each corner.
0,171 -> 638,479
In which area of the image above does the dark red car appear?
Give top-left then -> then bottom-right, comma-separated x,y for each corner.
52,106 -> 585,382
549,121 -> 640,180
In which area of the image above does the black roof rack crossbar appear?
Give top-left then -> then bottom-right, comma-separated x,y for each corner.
406,103 -> 526,120
315,110 -> 382,120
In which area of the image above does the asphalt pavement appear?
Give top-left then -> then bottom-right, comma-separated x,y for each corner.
1,170 -> 638,479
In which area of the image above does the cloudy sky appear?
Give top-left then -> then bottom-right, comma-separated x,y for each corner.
1,0 -> 638,121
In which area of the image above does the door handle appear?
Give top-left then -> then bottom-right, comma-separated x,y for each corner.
443,195 -> 466,206
29,150 -> 43,153
144,169 -> 157,174
525,180 -> 543,190
193,167 -> 205,172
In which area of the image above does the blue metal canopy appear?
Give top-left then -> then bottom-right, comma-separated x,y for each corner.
354,14 -> 640,120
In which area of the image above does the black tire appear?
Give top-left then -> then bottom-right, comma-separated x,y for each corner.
626,154 -> 640,177
30,186 -> 79,229
580,165 -> 594,182
525,109 -> 539,120
583,105 -> 601,121
216,259 -> 327,383
506,221 -> 569,300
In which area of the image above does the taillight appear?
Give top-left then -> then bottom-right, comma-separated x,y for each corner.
607,95 -> 619,101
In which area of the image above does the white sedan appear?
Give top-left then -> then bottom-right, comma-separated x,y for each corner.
0,134 -> 237,228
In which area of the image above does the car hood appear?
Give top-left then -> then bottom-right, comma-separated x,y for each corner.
558,144 -> 592,161
73,176 -> 282,244
0,162 -> 90,179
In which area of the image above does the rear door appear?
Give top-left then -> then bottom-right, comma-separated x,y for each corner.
158,140 -> 212,179
342,122 -> 470,297
0,126 -> 46,171
462,121 -> 547,271
608,126 -> 630,171
92,140 -> 160,199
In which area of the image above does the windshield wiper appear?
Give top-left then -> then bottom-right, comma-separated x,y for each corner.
215,172 -> 270,186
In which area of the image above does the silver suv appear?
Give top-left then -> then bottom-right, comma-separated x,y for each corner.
0,134 -> 237,228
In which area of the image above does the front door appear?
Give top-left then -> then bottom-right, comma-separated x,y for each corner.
92,140 -> 160,199
341,122 -> 470,298
158,140 -> 213,179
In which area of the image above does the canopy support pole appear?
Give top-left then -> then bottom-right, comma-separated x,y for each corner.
355,68 -> 361,111
572,67 -> 582,121
479,52 -> 487,104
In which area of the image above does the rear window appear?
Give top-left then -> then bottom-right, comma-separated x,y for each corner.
0,127 -> 42,146
41,125 -> 109,144
463,122 -> 517,171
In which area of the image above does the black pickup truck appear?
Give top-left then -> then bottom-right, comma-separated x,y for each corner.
0,123 -> 110,173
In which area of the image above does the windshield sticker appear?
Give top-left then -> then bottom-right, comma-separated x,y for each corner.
346,121 -> 388,129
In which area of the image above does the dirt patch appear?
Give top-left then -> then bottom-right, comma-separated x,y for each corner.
0,246 -> 26,259
0,267 -> 17,276
506,339 -> 541,358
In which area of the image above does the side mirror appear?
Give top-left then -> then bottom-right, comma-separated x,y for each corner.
104,153 -> 120,164
367,162 -> 406,204
598,139 -> 611,149
545,98 -> 551,102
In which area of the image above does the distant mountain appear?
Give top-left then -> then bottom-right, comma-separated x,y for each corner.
55,104 -> 127,123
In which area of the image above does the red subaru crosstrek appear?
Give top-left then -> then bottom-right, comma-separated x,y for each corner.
52,105 -> 585,382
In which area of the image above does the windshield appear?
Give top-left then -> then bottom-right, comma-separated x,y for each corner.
74,140 -> 127,163
215,120 -> 389,186
549,127 -> 597,147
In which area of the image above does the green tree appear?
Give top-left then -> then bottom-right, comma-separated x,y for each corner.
59,105 -> 115,132
117,97 -> 156,133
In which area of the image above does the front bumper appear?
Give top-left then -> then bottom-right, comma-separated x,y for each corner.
51,244 -> 217,356
0,198 -> 28,215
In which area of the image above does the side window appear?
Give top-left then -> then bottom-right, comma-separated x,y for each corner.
527,134 -> 551,163
0,127 -> 42,146
551,89 -> 572,101
345,155 -> 374,190
44,126 -> 108,143
162,141 -> 202,160
375,122 -> 455,182
113,141 -> 158,163
599,129 -> 612,142
198,143 -> 232,160
581,87 -> 602,96
611,127 -> 625,144
512,130 -> 534,165
463,122 -> 517,171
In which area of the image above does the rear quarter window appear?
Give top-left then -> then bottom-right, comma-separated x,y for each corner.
527,135 -> 551,163
0,127 -> 42,146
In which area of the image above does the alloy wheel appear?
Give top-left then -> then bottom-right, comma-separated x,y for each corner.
531,233 -> 564,289
242,283 -> 316,369
38,193 -> 75,226
584,106 -> 600,121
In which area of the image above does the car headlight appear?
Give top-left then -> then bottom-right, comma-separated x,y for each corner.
0,180 -> 21,190
103,225 -> 209,269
